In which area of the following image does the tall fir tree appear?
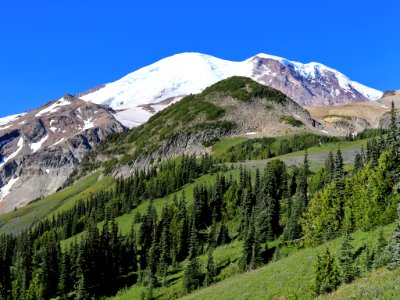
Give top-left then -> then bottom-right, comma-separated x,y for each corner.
339,230 -> 355,283
311,248 -> 341,296
204,250 -> 216,287
325,151 -> 335,183
388,204 -> 400,270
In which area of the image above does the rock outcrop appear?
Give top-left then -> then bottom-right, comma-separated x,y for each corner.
0,95 -> 125,213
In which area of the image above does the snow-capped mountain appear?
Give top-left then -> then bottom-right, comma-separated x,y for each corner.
0,95 -> 124,213
80,52 -> 383,127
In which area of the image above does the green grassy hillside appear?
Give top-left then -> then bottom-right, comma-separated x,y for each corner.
111,224 -> 394,300
0,172 -> 114,235
319,268 -> 400,299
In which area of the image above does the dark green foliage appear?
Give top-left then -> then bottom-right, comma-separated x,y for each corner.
0,234 -> 15,299
284,153 -> 309,241
353,128 -> 387,140
216,222 -> 231,246
183,258 -> 202,293
202,76 -> 289,104
311,248 -> 341,296
74,274 -> 90,300
387,101 -> 399,157
339,231 -> 355,283
325,151 -> 335,183
221,133 -> 340,162
204,250 -> 216,287
240,212 -> 263,271
388,204 -> 400,270
258,160 -> 288,240
353,152 -> 364,173
280,115 -> 304,127
373,231 -> 388,268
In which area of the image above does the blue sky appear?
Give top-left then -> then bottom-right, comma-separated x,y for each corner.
0,0 -> 399,117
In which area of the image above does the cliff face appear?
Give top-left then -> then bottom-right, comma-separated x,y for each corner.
249,56 -> 377,107
0,95 -> 125,213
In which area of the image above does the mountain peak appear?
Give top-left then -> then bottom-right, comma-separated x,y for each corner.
79,52 -> 383,128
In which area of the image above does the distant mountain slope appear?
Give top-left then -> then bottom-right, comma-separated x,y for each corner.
306,90 -> 400,135
0,95 -> 124,213
79,52 -> 382,127
78,77 -> 325,179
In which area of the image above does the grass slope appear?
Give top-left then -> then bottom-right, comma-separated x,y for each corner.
211,136 -> 247,158
319,268 -> 400,300
178,224 -> 395,300
241,137 -> 367,172
0,172 -> 114,235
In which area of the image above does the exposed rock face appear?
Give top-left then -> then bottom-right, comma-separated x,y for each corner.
306,90 -> 400,135
0,95 -> 125,213
79,53 -> 382,127
113,81 -> 324,178
249,56 -> 375,107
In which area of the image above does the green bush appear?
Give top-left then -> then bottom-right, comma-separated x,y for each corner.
280,116 -> 304,127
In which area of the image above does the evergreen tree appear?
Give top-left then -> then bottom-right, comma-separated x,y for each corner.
188,223 -> 200,260
58,250 -> 71,299
373,231 -> 388,269
388,101 -> 399,157
12,231 -> 32,299
204,250 -> 216,286
357,244 -> 373,274
74,274 -> 90,300
311,248 -> 341,296
183,257 -> 202,293
239,214 -> 254,271
388,204 -> 400,270
339,230 -> 355,283
325,151 -> 335,183
158,226 -> 170,285
353,152 -> 364,173
216,221 -> 231,246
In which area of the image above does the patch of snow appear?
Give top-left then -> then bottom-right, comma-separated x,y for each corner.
82,118 -> 94,131
0,113 -> 25,126
80,52 -> 383,126
113,107 -> 153,128
49,127 -> 58,133
380,105 -> 388,108
320,129 -> 329,134
0,137 -> 24,168
53,138 -> 65,146
0,125 -> 12,130
335,89 -> 340,96
246,132 -> 258,135
46,169 -> 50,174
30,135 -> 48,153
36,98 -> 70,117
0,177 -> 19,200
81,52 -> 253,110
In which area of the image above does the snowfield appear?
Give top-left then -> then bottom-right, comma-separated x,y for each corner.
80,52 -> 383,127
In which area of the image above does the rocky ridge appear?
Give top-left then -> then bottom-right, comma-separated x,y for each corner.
0,95 -> 125,213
